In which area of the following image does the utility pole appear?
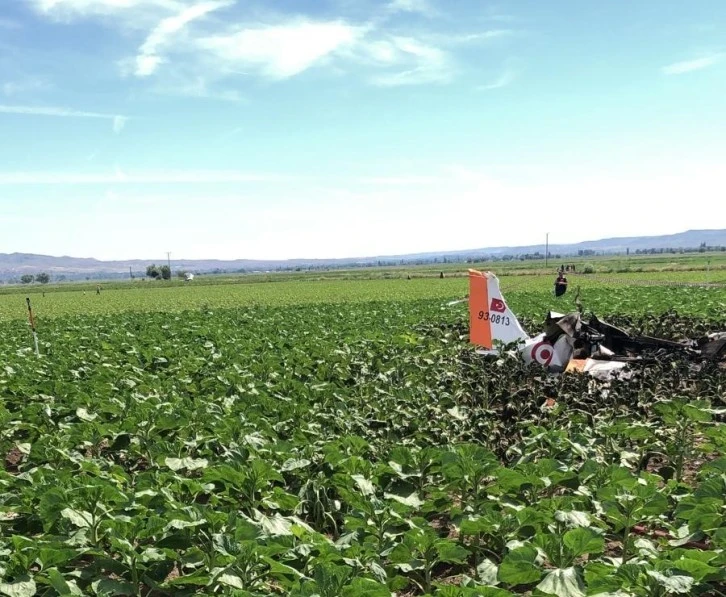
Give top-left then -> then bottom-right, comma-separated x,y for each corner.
545,232 -> 549,270
166,252 -> 171,280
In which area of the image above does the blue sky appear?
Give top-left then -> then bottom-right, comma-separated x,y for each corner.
1,0 -> 725,260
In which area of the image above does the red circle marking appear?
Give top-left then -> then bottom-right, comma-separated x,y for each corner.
531,341 -> 554,366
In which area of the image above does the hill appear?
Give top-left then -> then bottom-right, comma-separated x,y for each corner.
1,228 -> 724,281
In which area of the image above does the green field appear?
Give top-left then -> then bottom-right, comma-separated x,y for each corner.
2,269 -> 726,323
0,271 -> 725,596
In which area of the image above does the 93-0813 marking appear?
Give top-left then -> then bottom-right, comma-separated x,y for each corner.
477,311 -> 511,326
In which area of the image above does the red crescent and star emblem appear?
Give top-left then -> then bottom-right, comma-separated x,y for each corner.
490,298 -> 506,313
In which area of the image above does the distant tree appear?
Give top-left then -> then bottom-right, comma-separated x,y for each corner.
160,265 -> 171,280
20,274 -> 34,284
177,270 -> 188,279
36,272 -> 50,284
146,264 -> 161,279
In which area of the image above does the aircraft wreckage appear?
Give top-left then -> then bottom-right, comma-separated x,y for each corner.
464,269 -> 726,378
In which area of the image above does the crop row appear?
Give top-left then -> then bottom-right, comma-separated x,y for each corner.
0,295 -> 725,595
1,276 -> 726,321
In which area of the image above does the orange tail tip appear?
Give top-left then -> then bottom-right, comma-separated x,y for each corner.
469,270 -> 493,349
468,269 -> 530,350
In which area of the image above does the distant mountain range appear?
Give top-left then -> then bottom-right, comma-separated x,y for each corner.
1,229 -> 725,282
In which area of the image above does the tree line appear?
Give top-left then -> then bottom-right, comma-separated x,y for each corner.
145,264 -> 191,280
20,273 -> 50,284
145,264 -> 171,280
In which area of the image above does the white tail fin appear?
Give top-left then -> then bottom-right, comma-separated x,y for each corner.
469,270 -> 529,350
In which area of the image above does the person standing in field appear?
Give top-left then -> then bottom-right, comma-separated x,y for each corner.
96,285 -> 101,295
554,272 -> 568,297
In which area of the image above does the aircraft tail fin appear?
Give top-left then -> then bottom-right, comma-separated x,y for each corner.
469,270 -> 530,350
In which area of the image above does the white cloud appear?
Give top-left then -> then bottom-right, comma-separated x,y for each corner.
365,37 -> 451,86
478,66 -> 517,90
387,0 -> 436,17
30,0 -> 180,18
662,53 -> 724,75
346,28 -> 512,87
450,29 -> 515,43
29,0 -> 509,89
0,103 -> 123,119
359,40 -> 399,65
197,21 -> 364,79
135,54 -> 165,77
1,103 -> 129,134
134,0 -> 232,77
2,78 -> 51,96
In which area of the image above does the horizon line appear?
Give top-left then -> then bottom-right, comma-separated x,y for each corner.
0,227 -> 723,264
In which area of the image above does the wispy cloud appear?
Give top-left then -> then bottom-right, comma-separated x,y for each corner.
195,20 -> 456,86
2,78 -> 51,96
478,65 -> 518,90
448,29 -> 516,43
113,115 -> 127,134
29,0 -> 175,19
29,0 -> 516,90
661,53 -> 724,75
0,104 -> 130,134
358,36 -> 451,86
134,0 -> 233,77
0,104 -> 119,119
386,0 -> 437,17
0,170 -> 286,185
